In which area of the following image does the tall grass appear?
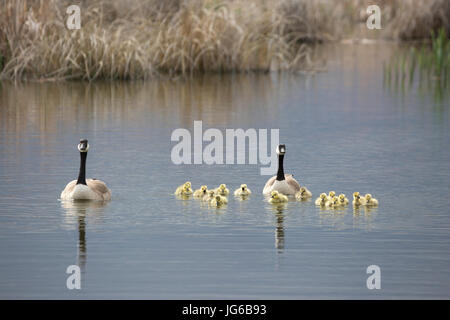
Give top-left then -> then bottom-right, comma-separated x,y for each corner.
384,28 -> 450,102
0,0 -> 344,81
1,0 -> 449,81
385,0 -> 450,40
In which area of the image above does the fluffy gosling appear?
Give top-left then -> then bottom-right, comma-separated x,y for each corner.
325,196 -> 340,208
295,186 -> 312,200
210,195 -> 228,207
175,181 -> 193,196
215,184 -> 230,196
234,184 -> 252,196
338,193 -> 349,206
193,185 -> 208,198
315,193 -> 328,206
327,191 -> 336,201
269,190 -> 289,204
352,192 -> 366,206
202,190 -> 216,202
364,194 -> 379,206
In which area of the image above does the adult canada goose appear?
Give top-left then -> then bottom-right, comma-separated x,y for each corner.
60,139 -> 111,201
234,184 -> 252,196
263,144 -> 300,196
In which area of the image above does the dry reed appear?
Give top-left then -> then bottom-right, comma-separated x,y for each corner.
0,0 -> 341,80
0,0 -> 449,81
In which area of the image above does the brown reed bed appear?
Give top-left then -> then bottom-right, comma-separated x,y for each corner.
0,0 -> 339,80
0,0 -> 449,81
383,0 -> 450,41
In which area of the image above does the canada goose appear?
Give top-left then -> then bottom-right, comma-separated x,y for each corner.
325,196 -> 339,208
338,193 -> 349,205
364,194 -> 378,206
210,195 -> 228,207
215,184 -> 229,196
234,184 -> 252,196
295,186 -> 312,200
60,139 -> 111,201
175,181 -> 193,196
352,192 -> 366,206
269,190 -> 289,204
263,144 -> 300,196
193,185 -> 208,198
203,190 -> 216,202
327,191 -> 336,201
315,193 -> 328,206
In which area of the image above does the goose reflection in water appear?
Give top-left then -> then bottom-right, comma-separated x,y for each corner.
60,200 -> 108,279
269,203 -> 287,253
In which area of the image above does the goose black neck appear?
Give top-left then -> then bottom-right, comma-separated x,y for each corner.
76,152 -> 87,185
276,154 -> 285,181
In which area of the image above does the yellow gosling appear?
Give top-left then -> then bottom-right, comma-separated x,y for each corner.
193,185 -> 208,198
234,184 -> 252,196
325,196 -> 339,208
295,186 -> 312,200
269,190 -> 289,204
175,181 -> 193,196
315,193 -> 328,206
338,193 -> 349,206
210,195 -> 228,207
327,191 -> 336,201
352,191 -> 366,206
364,194 -> 379,206
202,190 -> 216,202
215,184 -> 230,196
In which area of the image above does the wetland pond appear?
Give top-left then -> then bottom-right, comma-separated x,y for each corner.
0,43 -> 449,299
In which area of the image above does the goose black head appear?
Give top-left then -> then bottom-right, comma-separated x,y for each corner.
276,144 -> 286,155
78,139 -> 89,153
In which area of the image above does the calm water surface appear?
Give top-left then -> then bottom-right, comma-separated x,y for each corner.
0,44 -> 449,299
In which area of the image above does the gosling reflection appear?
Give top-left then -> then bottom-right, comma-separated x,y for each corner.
353,205 -> 376,231
317,205 -> 347,230
352,205 -> 376,216
61,200 -> 108,277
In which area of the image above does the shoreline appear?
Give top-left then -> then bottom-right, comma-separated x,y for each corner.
0,0 -> 448,82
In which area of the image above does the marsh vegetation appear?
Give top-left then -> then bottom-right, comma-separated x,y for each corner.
385,28 -> 450,102
0,0 -> 449,81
